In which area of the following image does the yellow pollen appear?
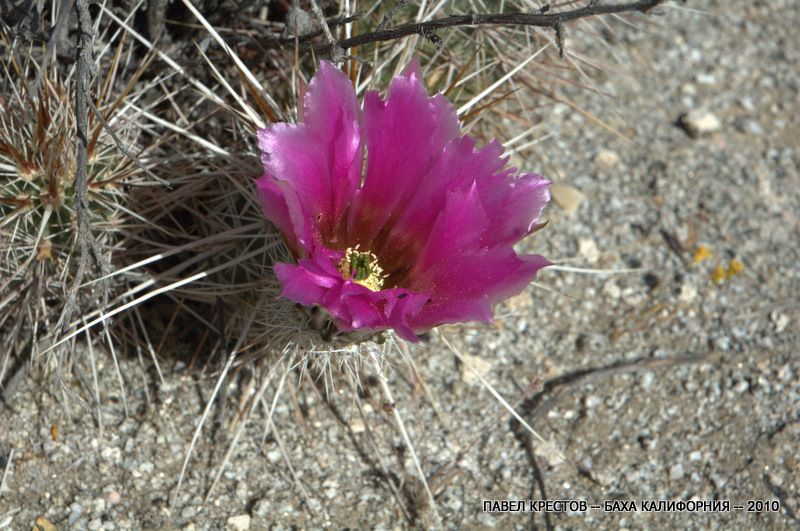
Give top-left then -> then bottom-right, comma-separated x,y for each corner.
337,245 -> 387,291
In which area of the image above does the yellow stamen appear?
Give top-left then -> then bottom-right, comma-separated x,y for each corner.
337,245 -> 387,291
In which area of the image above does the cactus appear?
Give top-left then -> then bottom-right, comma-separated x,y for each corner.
0,26 -> 145,384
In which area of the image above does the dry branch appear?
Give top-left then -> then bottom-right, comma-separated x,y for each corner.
60,0 -> 109,337
309,0 -> 670,55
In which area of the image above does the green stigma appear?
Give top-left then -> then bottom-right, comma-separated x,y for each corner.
337,245 -> 387,291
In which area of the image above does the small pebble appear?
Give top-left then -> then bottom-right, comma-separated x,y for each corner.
739,97 -> 756,112
678,109 -> 722,138
33,517 -> 57,531
770,311 -> 790,334
736,118 -> 764,136
534,439 -> 565,467
696,73 -> 716,85
734,380 -> 750,394
669,463 -> 684,480
585,395 -> 603,409
603,281 -> 621,299
266,449 -> 282,463
594,149 -> 620,168
251,499 -> 271,518
679,283 -> 698,303
461,353 -> 492,385
550,183 -> 585,215
68,504 -> 83,526
578,238 -> 600,264
227,514 -> 251,531
349,417 -> 365,434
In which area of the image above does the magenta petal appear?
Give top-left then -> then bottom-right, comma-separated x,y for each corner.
477,172 -> 551,245
347,65 -> 461,246
256,175 -> 299,251
378,138 -> 507,264
257,62 -> 362,251
403,181 -> 549,330
274,246 -> 343,306
414,294 -> 494,328
407,182 -> 488,280
274,263 -> 329,307
410,251 -> 549,330
333,286 -> 429,342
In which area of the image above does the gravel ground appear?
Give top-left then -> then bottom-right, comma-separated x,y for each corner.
1,0 -> 798,529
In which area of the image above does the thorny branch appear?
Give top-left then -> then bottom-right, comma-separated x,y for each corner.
306,0 -> 671,56
60,0 -> 109,341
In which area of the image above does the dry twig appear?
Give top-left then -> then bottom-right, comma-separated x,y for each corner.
59,0 -> 110,342
309,0 -> 670,54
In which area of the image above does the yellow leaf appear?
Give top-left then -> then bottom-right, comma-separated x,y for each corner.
727,259 -> 744,278
693,245 -> 712,265
711,265 -> 726,284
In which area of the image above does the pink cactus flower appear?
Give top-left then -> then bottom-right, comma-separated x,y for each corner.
256,61 -> 550,341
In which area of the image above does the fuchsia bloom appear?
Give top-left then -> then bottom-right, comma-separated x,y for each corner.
256,61 -> 550,341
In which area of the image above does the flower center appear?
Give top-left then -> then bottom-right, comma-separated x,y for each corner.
337,245 -> 387,291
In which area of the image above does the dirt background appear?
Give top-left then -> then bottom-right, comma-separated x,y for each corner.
1,0 -> 798,529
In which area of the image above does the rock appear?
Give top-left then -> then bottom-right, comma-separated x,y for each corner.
251,498 -> 271,518
738,97 -> 756,112
695,73 -> 716,85
550,183 -> 585,214
534,438 -> 565,467
679,283 -> 697,303
461,354 -> 492,385
734,118 -> 764,136
585,395 -> 603,409
594,149 -> 620,168
578,238 -> 600,264
349,417 -> 365,434
68,503 -> 83,526
669,463 -> 684,480
227,514 -> 251,531
770,311 -> 790,334
281,5 -> 316,39
33,517 -> 57,531
603,281 -> 621,299
266,449 -> 281,463
678,109 -> 722,138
